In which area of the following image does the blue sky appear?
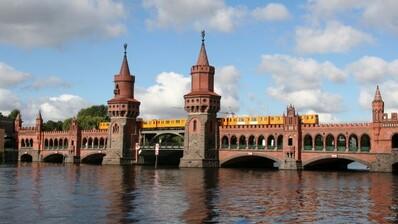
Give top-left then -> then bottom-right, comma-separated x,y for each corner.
0,0 -> 398,124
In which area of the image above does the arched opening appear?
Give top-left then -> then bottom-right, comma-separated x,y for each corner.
221,136 -> 229,148
44,139 -> 49,149
29,139 -> 33,147
337,134 -> 346,151
248,135 -> 256,149
239,135 -> 246,149
193,120 -> 197,132
393,163 -> 398,174
314,135 -> 323,151
360,134 -> 371,152
43,154 -> 64,163
348,134 -> 358,151
81,153 -> 105,165
267,135 -> 275,150
99,138 -> 105,148
21,139 -> 25,148
277,135 -> 283,150
303,134 -> 313,150
392,134 -> 398,149
64,138 -> 68,148
20,154 -> 32,162
93,138 -> 99,148
230,136 -> 237,149
88,138 -> 93,148
59,139 -> 63,148
304,158 -> 369,171
152,133 -> 184,147
54,139 -> 58,149
82,138 -> 87,148
221,156 -> 278,169
49,139 -> 53,149
326,134 -> 335,151
257,135 -> 265,150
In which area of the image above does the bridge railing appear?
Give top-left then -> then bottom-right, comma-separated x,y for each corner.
140,145 -> 183,150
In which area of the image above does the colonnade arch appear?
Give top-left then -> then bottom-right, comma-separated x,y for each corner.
302,133 -> 371,152
81,137 -> 108,149
220,134 -> 283,150
20,138 -> 34,148
44,138 -> 68,149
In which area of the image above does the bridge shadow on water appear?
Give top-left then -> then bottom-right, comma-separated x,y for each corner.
81,153 -> 105,165
43,154 -> 65,163
139,150 -> 184,167
221,156 -> 278,170
304,158 -> 369,172
393,163 -> 398,174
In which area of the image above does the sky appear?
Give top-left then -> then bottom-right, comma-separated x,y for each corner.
0,0 -> 398,124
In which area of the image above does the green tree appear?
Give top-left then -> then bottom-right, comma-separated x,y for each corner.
43,120 -> 63,131
76,105 -> 109,130
62,118 -> 72,131
7,109 -> 20,120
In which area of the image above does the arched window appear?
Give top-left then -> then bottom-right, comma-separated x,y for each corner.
49,139 -> 53,149
304,134 -> 312,150
277,135 -> 283,149
21,139 -> 25,147
239,135 -> 247,149
99,138 -> 105,148
348,134 -> 358,151
54,139 -> 58,148
360,134 -> 371,152
337,134 -> 346,151
221,136 -> 229,148
94,138 -> 99,148
392,134 -> 398,149
29,139 -> 33,147
193,120 -> 197,132
82,138 -> 87,148
230,136 -> 237,149
59,139 -> 63,148
64,138 -> 68,148
44,139 -> 49,149
315,134 -> 323,151
248,135 -> 256,149
267,135 -> 275,150
326,134 -> 335,151
257,135 -> 265,149
25,139 -> 29,147
88,138 -> 93,148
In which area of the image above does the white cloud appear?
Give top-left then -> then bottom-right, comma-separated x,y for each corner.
25,94 -> 89,122
0,88 -> 21,115
29,76 -> 71,90
252,3 -> 290,22
296,22 -> 372,54
137,65 -> 241,119
305,110 -> 339,123
347,56 -> 398,83
258,54 -> 345,114
215,65 -> 240,113
143,0 -> 246,32
0,62 -> 30,87
0,0 -> 126,48
137,72 -> 190,119
306,0 -> 398,35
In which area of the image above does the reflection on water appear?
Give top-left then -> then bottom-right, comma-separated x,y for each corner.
0,163 -> 397,224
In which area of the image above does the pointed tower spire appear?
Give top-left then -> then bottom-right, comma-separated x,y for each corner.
36,110 -> 42,120
119,43 -> 131,76
374,85 -> 383,101
196,30 -> 209,66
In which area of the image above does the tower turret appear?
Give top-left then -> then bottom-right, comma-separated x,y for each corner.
180,31 -> 221,168
103,44 -> 141,165
35,111 -> 43,132
372,85 -> 384,122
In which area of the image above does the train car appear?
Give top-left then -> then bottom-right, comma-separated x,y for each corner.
300,114 -> 319,124
156,119 -> 186,129
269,116 -> 284,125
142,119 -> 157,129
99,122 -> 110,130
256,116 -> 270,125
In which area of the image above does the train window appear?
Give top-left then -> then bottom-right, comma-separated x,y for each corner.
251,117 -> 256,121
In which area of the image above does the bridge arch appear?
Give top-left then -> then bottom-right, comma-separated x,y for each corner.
151,132 -> 184,146
81,153 -> 105,165
303,155 -> 370,171
220,154 -> 281,169
20,154 -> 32,162
43,154 -> 65,163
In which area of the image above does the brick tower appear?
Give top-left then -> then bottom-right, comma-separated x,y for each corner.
34,111 -> 43,150
103,44 -> 140,165
180,31 -> 221,168
372,85 -> 385,150
280,105 -> 302,170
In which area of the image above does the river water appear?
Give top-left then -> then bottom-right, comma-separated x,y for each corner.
0,163 -> 397,224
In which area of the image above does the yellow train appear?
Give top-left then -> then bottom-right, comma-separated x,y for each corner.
98,114 -> 318,130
